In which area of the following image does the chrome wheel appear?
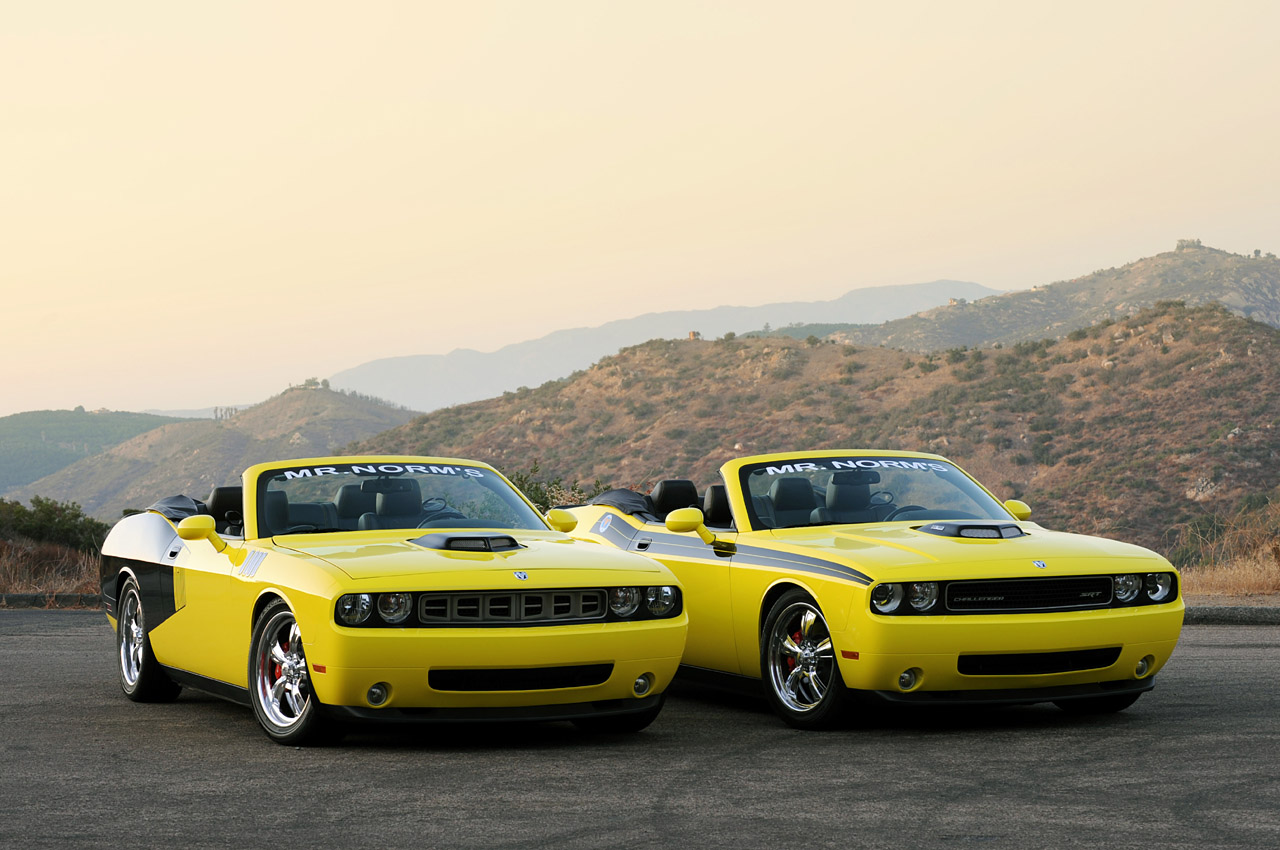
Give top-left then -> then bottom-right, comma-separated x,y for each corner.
114,575 -> 181,702
249,602 -> 335,744
767,600 -> 835,712
761,590 -> 849,728
119,588 -> 145,689
253,610 -> 311,730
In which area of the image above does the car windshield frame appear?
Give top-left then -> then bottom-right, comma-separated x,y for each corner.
253,461 -> 547,537
734,455 -> 1013,531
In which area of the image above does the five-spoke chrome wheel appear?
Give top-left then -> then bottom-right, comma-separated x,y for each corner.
761,590 -> 849,728
249,602 -> 334,744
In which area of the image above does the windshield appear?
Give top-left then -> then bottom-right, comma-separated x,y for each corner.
255,461 -> 545,536
737,456 -> 1011,530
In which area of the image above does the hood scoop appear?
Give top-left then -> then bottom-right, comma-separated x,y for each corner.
916,521 -> 1027,540
409,532 -> 525,553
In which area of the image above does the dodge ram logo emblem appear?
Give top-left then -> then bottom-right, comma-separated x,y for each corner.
514,571 -> 529,581
1033,560 -> 1047,570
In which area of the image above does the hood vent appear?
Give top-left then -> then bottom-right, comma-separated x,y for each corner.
410,532 -> 524,553
916,521 -> 1027,540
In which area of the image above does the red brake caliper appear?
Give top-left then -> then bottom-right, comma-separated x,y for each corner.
787,629 -> 802,670
274,638 -> 287,681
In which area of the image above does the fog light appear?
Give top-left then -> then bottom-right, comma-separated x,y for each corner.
367,683 -> 390,706
898,668 -> 920,691
633,674 -> 653,697
1135,656 -> 1154,678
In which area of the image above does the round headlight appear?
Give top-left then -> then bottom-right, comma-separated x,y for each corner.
1144,573 -> 1174,602
377,592 -> 413,624
609,587 -> 641,617
1114,574 -> 1142,603
908,581 -> 939,612
337,593 -> 372,625
645,586 -> 677,617
871,583 -> 904,614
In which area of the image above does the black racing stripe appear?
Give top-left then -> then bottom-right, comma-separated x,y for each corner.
592,515 -> 638,549
733,543 -> 873,586
608,522 -> 872,586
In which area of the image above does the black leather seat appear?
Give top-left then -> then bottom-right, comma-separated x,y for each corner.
702,484 -> 733,528
358,479 -> 423,529
649,479 -> 700,519
769,478 -> 816,528
812,470 -> 884,524
334,483 -> 376,530
206,486 -> 243,535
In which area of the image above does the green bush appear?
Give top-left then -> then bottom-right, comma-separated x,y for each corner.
0,497 -> 111,552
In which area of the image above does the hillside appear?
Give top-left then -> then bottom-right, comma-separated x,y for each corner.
0,409 -> 186,494
352,302 -> 1280,556
15,388 -> 417,520
328,280 -> 998,413
801,243 -> 1280,351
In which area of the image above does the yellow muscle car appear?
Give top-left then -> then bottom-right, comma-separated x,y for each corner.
566,450 -> 1183,729
102,456 -> 685,744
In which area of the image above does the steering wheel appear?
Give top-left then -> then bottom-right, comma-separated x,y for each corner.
417,497 -> 469,527
884,505 -> 926,520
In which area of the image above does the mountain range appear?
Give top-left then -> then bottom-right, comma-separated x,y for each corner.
328,280 -> 999,412
10,388 -> 416,520
352,300 -> 1280,556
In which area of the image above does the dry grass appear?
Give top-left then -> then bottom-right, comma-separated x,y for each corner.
0,538 -> 99,595
1180,550 -> 1280,598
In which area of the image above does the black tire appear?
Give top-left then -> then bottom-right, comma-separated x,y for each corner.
116,576 -> 181,703
1054,692 -> 1142,715
248,602 -> 337,745
761,590 -> 850,729
572,695 -> 666,734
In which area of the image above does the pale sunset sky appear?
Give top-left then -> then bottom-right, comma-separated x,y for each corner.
3,1 -> 1278,415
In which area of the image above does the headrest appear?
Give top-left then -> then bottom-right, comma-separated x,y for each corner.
377,488 -> 421,517
206,486 -> 243,521
650,479 -> 699,515
702,484 -> 731,526
770,477 -> 816,511
263,490 -> 289,534
335,483 -> 376,518
827,482 -> 871,511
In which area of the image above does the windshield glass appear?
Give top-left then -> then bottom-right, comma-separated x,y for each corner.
255,461 -> 545,536
737,456 -> 1010,530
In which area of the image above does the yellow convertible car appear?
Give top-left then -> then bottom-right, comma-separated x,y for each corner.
101,456 -> 685,744
566,450 -> 1183,729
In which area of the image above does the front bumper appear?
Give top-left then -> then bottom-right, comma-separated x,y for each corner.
835,602 -> 1184,695
306,616 -> 686,712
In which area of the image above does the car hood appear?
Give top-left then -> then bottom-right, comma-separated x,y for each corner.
758,522 -> 1168,578
272,529 -> 670,583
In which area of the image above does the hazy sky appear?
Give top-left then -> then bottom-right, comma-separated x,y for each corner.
4,1 -> 1278,415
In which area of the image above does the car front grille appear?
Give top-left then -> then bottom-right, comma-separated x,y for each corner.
429,664 -> 614,691
958,647 -> 1122,675
418,590 -> 607,624
945,576 -> 1114,613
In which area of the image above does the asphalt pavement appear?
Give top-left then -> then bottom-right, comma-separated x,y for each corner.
1,610 -> 1278,849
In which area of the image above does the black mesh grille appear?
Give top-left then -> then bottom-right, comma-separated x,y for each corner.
429,664 -> 614,691
958,647 -> 1122,675
418,590 -> 607,624
946,576 -> 1113,612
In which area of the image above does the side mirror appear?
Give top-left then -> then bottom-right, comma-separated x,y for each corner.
545,508 -> 578,533
177,515 -> 227,552
1004,499 -> 1031,521
665,507 -> 716,545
